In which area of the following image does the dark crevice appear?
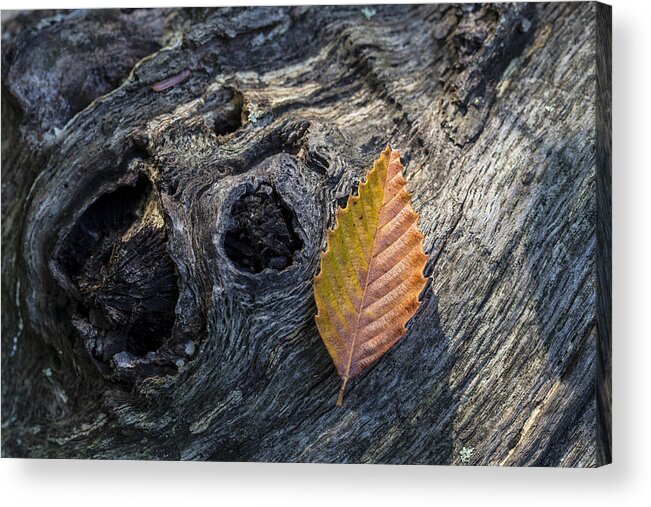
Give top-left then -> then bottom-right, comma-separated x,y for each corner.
439,3 -> 537,146
224,186 -> 303,273
80,222 -> 179,359
55,175 -> 179,365
57,177 -> 150,279
204,88 -> 245,137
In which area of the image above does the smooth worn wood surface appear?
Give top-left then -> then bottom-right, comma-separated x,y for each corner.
1,3 -> 611,465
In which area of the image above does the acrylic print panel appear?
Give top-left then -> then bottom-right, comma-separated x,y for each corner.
1,3 -> 611,466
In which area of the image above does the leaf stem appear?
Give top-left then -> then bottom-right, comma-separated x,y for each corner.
336,377 -> 348,407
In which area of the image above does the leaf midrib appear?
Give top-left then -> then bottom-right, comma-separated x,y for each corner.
342,154 -> 391,382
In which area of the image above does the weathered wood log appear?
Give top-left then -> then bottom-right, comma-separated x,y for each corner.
1,3 -> 611,466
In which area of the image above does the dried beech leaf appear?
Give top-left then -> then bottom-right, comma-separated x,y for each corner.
314,146 -> 429,406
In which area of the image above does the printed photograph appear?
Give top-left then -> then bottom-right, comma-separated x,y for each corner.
1,2 -> 611,466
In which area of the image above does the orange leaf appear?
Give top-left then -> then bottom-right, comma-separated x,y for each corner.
314,146 -> 428,406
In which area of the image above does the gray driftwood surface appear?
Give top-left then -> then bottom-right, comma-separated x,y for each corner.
1,3 -> 611,466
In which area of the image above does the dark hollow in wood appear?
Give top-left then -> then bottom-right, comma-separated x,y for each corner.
224,186 -> 304,273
